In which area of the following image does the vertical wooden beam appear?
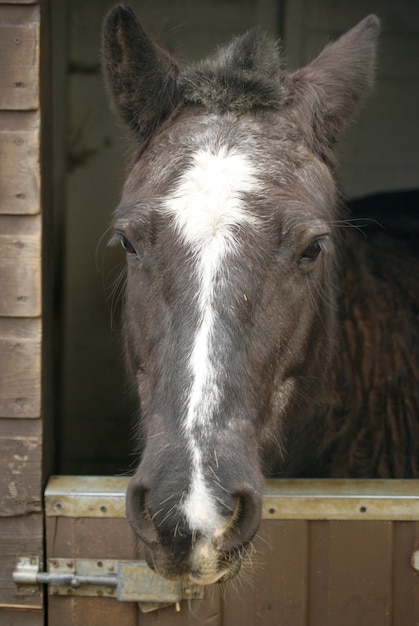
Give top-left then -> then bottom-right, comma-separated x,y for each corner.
222,520 -> 309,625
392,521 -> 419,624
309,521 -> 393,626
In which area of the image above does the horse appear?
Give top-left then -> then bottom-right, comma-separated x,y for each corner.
102,5 -> 419,585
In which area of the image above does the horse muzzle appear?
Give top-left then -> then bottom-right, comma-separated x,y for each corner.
125,471 -> 263,584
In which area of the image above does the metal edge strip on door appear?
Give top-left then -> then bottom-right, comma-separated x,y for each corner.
44,476 -> 419,521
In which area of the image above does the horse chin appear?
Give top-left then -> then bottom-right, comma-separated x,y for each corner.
144,543 -> 244,586
188,551 -> 244,585
186,565 -> 240,586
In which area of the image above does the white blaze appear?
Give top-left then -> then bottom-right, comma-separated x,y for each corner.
164,147 -> 260,535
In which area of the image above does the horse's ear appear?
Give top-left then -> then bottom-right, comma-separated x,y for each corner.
288,15 -> 379,144
102,4 -> 179,142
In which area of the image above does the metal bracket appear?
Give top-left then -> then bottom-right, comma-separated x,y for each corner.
13,557 -> 204,613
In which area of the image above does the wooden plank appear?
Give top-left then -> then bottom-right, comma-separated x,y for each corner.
0,130 -> 40,214
0,318 -> 41,417
392,521 -> 419,624
47,598 -> 137,626
308,521 -> 393,626
0,19 -> 39,110
0,513 -> 43,608
46,517 -> 138,561
0,0 -> 40,21
0,5 -> 39,26
0,230 -> 41,317
0,111 -> 39,132
0,609 -> 43,626
222,519 -> 308,626
0,417 -> 42,515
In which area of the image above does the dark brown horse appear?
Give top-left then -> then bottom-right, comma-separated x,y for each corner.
102,6 -> 419,585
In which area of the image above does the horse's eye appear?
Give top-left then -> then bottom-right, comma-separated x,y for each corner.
121,236 -> 137,257
300,240 -> 322,263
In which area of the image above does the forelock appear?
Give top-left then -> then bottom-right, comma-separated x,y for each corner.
178,27 -> 285,113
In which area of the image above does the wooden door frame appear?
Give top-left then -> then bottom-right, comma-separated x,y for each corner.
0,1 -> 55,623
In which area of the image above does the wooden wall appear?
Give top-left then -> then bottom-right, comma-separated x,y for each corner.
0,1 -> 45,623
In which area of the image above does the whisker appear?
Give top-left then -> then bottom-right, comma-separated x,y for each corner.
305,274 -> 320,317
157,504 -> 177,527
191,528 -> 197,546
95,225 -> 115,272
316,282 -> 338,311
212,493 -> 235,512
147,431 -> 165,440
253,531 -> 273,551
95,226 -> 128,331
159,494 -> 175,506
329,217 -> 383,237
151,508 -> 164,522
106,265 -> 127,331
210,476 -> 233,495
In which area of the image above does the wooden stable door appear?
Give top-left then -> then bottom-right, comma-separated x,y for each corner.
8,470 -> 419,625
40,477 -> 419,626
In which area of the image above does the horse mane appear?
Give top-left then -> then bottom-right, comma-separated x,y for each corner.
178,28 -> 286,112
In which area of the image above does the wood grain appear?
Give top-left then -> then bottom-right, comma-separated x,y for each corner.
0,22 -> 39,110
0,319 -> 41,417
308,520 -> 393,626
0,610 -> 43,625
0,433 -> 42,516
0,231 -> 41,317
0,130 -> 40,214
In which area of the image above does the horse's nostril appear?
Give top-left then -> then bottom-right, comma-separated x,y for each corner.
126,478 -> 159,546
219,485 -> 262,551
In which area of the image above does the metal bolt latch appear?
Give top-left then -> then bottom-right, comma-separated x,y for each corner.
13,557 -> 118,590
13,556 -> 204,613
